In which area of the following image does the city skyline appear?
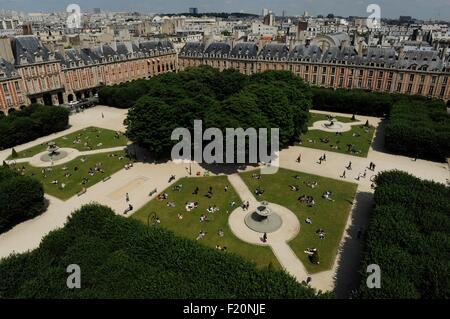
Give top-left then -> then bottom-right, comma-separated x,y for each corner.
0,0 -> 449,21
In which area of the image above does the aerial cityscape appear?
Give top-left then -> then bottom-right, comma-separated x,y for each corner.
0,0 -> 449,309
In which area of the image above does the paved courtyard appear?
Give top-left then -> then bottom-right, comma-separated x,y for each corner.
0,105 -> 448,297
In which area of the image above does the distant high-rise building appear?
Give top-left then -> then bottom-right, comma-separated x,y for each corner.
262,8 -> 269,17
263,13 -> 275,26
189,7 -> 198,15
93,8 -> 101,14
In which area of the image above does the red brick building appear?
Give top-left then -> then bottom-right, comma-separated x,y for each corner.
0,36 -> 177,114
179,42 -> 450,102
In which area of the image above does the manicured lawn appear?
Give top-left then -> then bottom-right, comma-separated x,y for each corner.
10,151 -> 129,200
8,126 -> 128,159
308,112 -> 357,126
132,176 -> 281,270
300,120 -> 375,158
240,168 -> 357,273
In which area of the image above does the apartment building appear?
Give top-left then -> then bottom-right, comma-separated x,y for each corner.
179,41 -> 450,101
0,36 -> 177,113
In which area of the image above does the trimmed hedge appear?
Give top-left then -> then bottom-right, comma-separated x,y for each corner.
357,171 -> 450,299
0,204 -> 330,299
0,104 -> 69,150
98,79 -> 151,109
0,166 -> 45,233
310,87 -> 438,117
385,100 -> 450,160
311,87 -> 394,117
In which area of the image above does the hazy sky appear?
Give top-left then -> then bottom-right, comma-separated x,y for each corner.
1,0 -> 449,20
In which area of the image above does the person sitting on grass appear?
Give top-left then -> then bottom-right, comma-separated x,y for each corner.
172,184 -> 183,192
316,229 -> 326,239
306,181 -> 318,188
322,191 -> 335,202
177,213 -> 183,220
218,228 -> 224,237
196,230 -> 206,240
289,185 -> 300,192
157,192 -> 168,201
255,187 -> 265,196
207,205 -> 219,214
304,248 -> 317,255
167,201 -> 176,208
185,201 -> 198,211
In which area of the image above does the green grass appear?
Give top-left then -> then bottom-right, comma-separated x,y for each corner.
301,116 -> 375,157
308,112 -> 357,126
8,127 -> 128,160
132,176 -> 281,270
10,151 -> 129,200
240,168 -> 357,273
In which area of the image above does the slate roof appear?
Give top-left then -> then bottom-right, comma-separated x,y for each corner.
204,42 -> 231,57
180,41 -> 447,71
11,35 -> 52,66
229,42 -> 258,59
258,43 -> 289,60
0,58 -> 19,79
179,42 -> 205,56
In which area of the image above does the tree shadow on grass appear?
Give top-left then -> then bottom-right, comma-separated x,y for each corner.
333,191 -> 374,299
198,162 -> 258,175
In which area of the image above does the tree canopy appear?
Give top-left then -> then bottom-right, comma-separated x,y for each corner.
115,66 -> 312,159
0,104 -> 69,150
0,166 -> 45,233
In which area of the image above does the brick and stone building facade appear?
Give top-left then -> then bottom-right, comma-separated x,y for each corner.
0,36 -> 177,114
179,41 -> 450,101
0,58 -> 26,114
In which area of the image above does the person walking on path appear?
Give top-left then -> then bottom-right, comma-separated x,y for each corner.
126,193 -> 130,202
346,161 -> 352,170
341,170 -> 346,179
262,232 -> 268,243
296,153 -> 302,163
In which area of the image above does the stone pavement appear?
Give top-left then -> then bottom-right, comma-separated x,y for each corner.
6,146 -> 127,167
227,174 -> 306,283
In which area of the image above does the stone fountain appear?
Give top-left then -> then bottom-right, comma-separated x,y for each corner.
244,201 -> 283,233
40,142 -> 68,163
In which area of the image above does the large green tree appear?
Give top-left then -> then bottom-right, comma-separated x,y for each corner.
121,66 -> 312,161
0,166 -> 45,233
125,96 -> 182,158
